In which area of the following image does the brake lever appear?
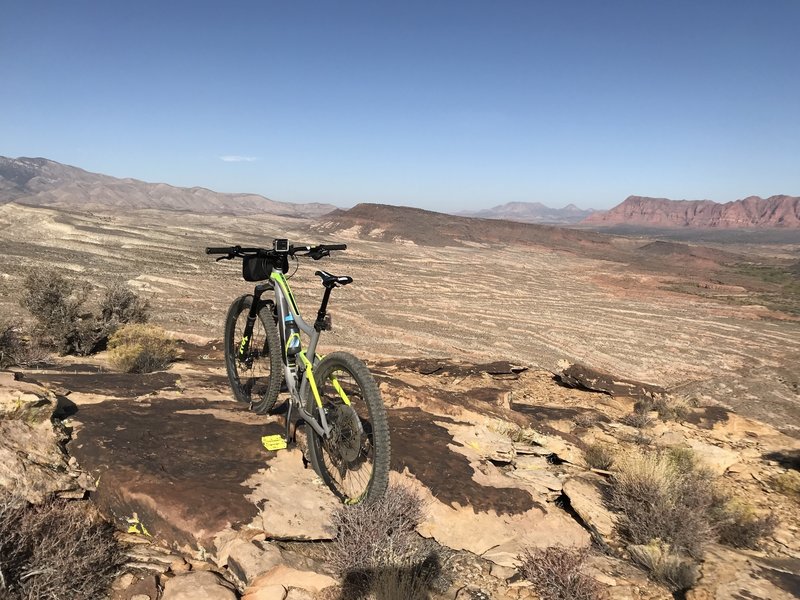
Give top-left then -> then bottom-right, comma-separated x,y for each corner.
216,254 -> 234,262
310,249 -> 330,260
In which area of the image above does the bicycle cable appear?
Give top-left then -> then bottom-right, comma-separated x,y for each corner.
285,254 -> 299,280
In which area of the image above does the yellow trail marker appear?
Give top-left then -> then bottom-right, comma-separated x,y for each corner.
261,434 -> 288,451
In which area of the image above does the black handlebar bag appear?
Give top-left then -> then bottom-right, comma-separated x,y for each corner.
242,256 -> 273,281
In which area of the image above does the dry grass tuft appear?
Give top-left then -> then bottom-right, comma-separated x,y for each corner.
610,450 -> 720,558
518,546 -> 601,600
715,501 -> 777,549
583,442 -> 614,470
627,542 -> 698,591
773,470 -> 800,500
108,324 -> 178,373
621,410 -> 654,429
0,494 -> 124,600
608,447 -> 776,589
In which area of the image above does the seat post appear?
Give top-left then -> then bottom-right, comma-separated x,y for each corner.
314,287 -> 334,331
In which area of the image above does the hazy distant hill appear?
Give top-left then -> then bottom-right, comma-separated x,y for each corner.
314,202 -> 626,258
582,195 -> 800,228
0,156 -> 336,217
458,201 -> 595,224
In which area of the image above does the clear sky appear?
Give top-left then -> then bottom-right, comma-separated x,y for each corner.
1,1 -> 798,211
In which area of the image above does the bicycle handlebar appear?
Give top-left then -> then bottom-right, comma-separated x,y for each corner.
205,242 -> 347,259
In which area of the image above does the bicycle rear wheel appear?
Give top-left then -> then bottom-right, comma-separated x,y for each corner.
224,294 -> 282,414
306,352 -> 390,504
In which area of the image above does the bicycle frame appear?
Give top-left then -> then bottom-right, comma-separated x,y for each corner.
240,265 -> 334,441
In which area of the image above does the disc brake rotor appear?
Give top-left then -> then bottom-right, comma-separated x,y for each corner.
329,404 -> 364,463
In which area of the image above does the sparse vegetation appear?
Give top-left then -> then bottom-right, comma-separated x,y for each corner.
0,494 -> 124,600
20,269 -> 149,356
715,501 -> 778,549
518,546 -> 601,600
621,410 -> 654,429
583,442 -> 614,470
627,542 -> 698,591
773,470 -> 800,500
108,324 -> 177,373
630,394 -> 690,423
0,321 -> 50,368
573,412 -> 601,429
608,448 -> 775,590
0,321 -> 22,368
100,279 -> 150,325
328,484 -> 448,598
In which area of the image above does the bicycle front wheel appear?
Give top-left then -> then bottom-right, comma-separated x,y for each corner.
224,294 -> 282,414
306,352 -> 390,504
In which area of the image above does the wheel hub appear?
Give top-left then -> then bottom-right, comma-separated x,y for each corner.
329,404 -> 364,464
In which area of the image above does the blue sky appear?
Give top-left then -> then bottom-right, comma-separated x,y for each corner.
1,1 -> 798,210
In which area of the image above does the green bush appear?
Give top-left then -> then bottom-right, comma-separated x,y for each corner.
108,324 -> 177,373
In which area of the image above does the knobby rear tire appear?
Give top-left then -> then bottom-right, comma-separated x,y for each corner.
306,351 -> 390,504
224,294 -> 282,414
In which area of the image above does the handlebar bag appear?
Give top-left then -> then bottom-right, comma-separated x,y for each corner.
242,256 -> 273,281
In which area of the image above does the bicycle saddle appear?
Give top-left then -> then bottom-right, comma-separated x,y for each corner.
315,270 -> 353,288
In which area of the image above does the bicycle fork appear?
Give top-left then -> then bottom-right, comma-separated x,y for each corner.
238,283 -> 273,360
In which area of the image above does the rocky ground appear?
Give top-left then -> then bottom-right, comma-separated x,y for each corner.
2,337 -> 799,599
1,203 -> 799,598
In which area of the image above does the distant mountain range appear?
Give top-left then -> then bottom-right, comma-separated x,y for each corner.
0,156 -> 336,217
583,195 -> 800,229
457,201 -> 595,224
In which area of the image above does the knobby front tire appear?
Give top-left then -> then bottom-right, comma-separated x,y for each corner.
224,294 -> 282,414
306,352 -> 390,504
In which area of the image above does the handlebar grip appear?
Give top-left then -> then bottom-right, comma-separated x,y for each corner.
206,247 -> 233,254
323,244 -> 347,251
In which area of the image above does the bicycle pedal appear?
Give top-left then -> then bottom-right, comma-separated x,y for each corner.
261,434 -> 288,451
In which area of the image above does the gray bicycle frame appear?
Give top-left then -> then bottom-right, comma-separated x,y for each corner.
270,265 -> 332,439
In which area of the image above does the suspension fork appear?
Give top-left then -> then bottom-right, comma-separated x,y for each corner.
238,283 -> 273,359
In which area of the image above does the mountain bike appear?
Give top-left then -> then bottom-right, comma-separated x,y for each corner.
206,240 -> 390,504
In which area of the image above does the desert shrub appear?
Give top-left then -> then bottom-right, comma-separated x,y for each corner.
328,484 -> 447,597
100,280 -> 150,325
108,325 -> 177,373
715,501 -> 777,549
518,546 -> 601,600
621,410 -> 654,429
634,395 -> 690,422
0,322 -> 51,368
0,494 -> 123,600
610,451 -> 717,558
583,442 -> 614,470
609,447 -> 775,587
773,470 -> 800,500
20,270 -> 149,356
628,542 -> 698,591
573,412 -> 601,429
0,321 -> 22,368
665,446 -> 697,474
20,269 -> 105,355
